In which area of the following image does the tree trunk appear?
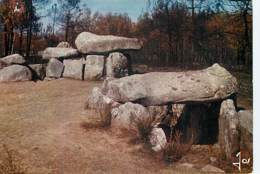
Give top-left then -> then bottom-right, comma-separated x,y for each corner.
4,25 -> 9,56
26,0 -> 33,58
191,0 -> 195,63
19,29 -> 24,54
242,8 -> 251,67
65,14 -> 70,42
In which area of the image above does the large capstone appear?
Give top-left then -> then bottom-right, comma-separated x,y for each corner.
84,55 -> 104,80
63,59 -> 83,80
42,47 -> 79,60
75,32 -> 142,54
0,54 -> 25,65
0,65 -> 32,82
106,52 -> 128,78
46,58 -> 64,78
102,64 -> 238,106
218,99 -> 240,159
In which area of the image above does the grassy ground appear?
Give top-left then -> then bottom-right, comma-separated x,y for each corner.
0,72 -> 252,173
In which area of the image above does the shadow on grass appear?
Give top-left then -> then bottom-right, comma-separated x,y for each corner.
80,121 -> 111,132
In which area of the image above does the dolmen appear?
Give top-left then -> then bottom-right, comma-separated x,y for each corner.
86,63 -> 252,159
42,32 -> 143,80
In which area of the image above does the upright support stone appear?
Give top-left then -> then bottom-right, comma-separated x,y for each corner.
46,58 -> 64,78
218,99 -> 240,159
106,52 -> 128,78
63,59 -> 83,80
84,55 -> 104,80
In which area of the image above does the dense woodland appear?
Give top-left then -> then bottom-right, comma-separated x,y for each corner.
0,0 -> 252,70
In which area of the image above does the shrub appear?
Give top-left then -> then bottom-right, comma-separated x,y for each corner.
135,115 -> 155,143
163,130 -> 193,163
98,104 -> 112,127
0,144 -> 28,174
84,98 -> 112,128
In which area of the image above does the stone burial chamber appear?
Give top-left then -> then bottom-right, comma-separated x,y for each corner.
0,32 -> 142,83
86,63 -> 252,159
42,32 -> 143,81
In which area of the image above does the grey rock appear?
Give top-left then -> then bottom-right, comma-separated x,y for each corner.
46,58 -> 64,78
44,77 -> 56,81
238,110 -> 252,134
0,65 -> 32,82
0,54 -> 25,65
86,87 -> 119,110
111,102 -> 150,129
106,52 -> 128,78
175,163 -> 195,169
42,47 -> 79,59
75,32 -> 142,54
201,164 -> 225,173
102,64 -> 238,106
63,59 -> 83,80
210,157 -> 217,164
149,127 -> 167,152
132,64 -> 149,74
57,41 -> 72,48
218,99 -> 240,160
238,110 -> 253,156
0,60 -> 8,69
84,55 -> 104,80
29,64 -> 46,80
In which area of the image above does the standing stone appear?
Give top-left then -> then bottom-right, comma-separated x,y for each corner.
0,65 -> 32,82
84,55 -> 104,80
46,58 -> 64,78
0,54 -> 25,65
75,32 -> 142,54
218,99 -> 240,159
63,59 -> 83,80
106,52 -> 128,78
29,64 -> 46,80
238,110 -> 253,157
111,102 -> 150,130
238,110 -> 252,134
149,127 -> 167,152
